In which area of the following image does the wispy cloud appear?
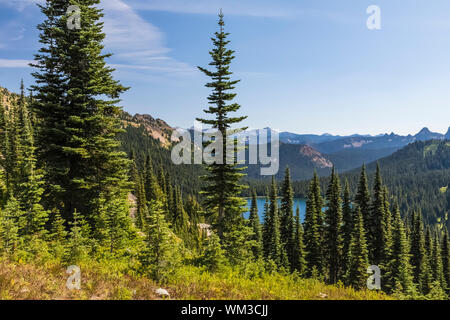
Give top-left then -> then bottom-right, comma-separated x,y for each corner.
0,58 -> 31,68
101,0 -> 196,78
0,0 -> 196,77
125,0 -> 294,18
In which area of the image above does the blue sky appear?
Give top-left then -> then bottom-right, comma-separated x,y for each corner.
0,0 -> 449,135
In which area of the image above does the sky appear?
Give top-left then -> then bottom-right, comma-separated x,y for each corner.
0,0 -> 449,136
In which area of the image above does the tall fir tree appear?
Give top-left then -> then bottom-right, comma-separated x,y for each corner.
303,173 -> 323,278
31,0 -> 131,229
355,165 -> 371,261
345,207 -> 369,290
370,163 -> 387,265
441,228 -> 450,294
292,205 -> 306,275
431,231 -> 446,293
196,11 -> 248,239
249,190 -> 263,259
324,167 -> 343,284
264,177 -> 283,267
280,167 -> 295,268
342,179 -> 353,277
410,212 -> 432,295
384,201 -> 415,296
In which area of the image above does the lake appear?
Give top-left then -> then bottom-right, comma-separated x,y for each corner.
245,198 -> 306,223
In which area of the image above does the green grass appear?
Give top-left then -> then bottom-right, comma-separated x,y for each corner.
0,257 -> 391,300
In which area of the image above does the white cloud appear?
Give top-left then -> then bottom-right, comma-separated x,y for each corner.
0,0 -> 196,77
101,0 -> 196,77
0,58 -> 31,68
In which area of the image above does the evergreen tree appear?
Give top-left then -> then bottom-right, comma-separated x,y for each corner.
410,212 -> 432,294
31,0 -> 131,228
342,179 -> 353,276
385,201 -> 415,296
264,178 -> 283,267
370,163 -> 386,265
280,167 -> 295,268
355,165 -> 371,260
345,207 -> 369,290
196,11 -> 247,239
249,190 -> 263,259
324,167 -> 343,284
200,233 -> 227,273
442,228 -> 450,294
431,231 -> 446,293
144,154 -> 163,202
140,200 -> 181,283
292,205 -> 306,275
303,174 -> 323,278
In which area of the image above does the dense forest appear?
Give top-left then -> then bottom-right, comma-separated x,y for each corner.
0,0 -> 449,300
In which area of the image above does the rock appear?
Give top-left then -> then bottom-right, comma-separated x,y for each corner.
318,292 -> 328,299
155,288 -> 170,299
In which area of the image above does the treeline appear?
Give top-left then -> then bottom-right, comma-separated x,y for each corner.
250,165 -> 450,298
244,140 -> 450,230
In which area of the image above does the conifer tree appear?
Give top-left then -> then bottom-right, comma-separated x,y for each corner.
304,174 -> 323,277
324,167 -> 343,284
15,81 -> 48,235
442,228 -> 450,293
385,201 -> 415,296
355,165 -> 371,259
144,154 -> 164,203
200,233 -> 227,273
345,207 -> 369,290
249,190 -> 263,259
381,185 -> 393,267
342,179 -> 353,276
410,212 -> 432,294
370,164 -> 386,265
431,231 -> 446,292
196,11 -> 247,239
280,167 -> 295,267
264,178 -> 283,267
140,200 -> 181,282
292,205 -> 306,275
31,0 -> 131,227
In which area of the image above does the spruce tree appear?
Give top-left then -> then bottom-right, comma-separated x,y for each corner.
196,11 -> 248,239
345,207 -> 369,290
442,228 -> 450,294
324,167 -> 343,284
370,163 -> 386,265
304,174 -> 323,278
249,190 -> 263,259
280,167 -> 295,267
431,231 -> 446,293
355,165 -> 371,261
140,200 -> 181,282
200,232 -> 227,273
31,0 -> 131,228
292,205 -> 306,275
342,179 -> 353,277
264,177 -> 283,267
385,201 -> 415,296
410,212 -> 432,294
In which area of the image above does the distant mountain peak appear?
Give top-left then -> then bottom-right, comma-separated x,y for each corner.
446,127 -> 450,139
416,127 -> 432,135
414,127 -> 443,141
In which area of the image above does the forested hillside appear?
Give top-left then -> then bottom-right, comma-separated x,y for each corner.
0,0 -> 449,301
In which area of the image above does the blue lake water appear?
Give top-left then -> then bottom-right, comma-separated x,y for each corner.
245,198 -> 307,223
